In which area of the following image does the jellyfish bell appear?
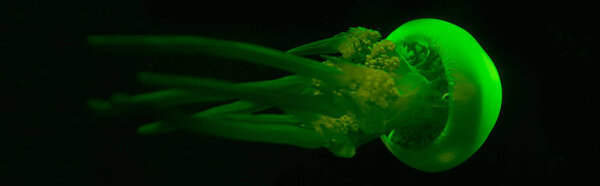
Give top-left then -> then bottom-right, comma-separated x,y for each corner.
380,18 -> 502,172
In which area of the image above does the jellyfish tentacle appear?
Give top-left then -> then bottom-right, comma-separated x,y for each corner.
196,100 -> 270,117
138,115 -> 326,149
179,76 -> 311,117
136,72 -> 344,117
200,114 -> 302,126
286,36 -> 346,56
89,74 -> 310,114
286,27 -> 384,64
87,89 -> 233,115
88,35 -> 342,81
236,75 -> 308,93
137,121 -> 177,135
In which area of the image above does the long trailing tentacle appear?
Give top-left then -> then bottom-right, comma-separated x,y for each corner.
87,75 -> 308,115
88,35 -> 342,82
87,89 -> 232,116
136,72 -> 344,117
138,119 -> 325,149
137,112 -> 325,149
201,113 -> 301,126
195,100 -> 269,117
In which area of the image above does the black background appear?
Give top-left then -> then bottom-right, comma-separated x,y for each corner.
5,0 -> 596,185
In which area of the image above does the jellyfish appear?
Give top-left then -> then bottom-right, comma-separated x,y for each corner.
88,18 -> 502,172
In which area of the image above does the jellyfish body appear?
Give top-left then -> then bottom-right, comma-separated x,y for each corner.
88,18 -> 501,172
381,19 -> 502,172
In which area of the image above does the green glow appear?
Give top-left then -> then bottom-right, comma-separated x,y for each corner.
88,18 -> 501,172
382,19 -> 502,172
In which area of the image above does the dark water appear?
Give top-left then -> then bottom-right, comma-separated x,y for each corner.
6,0 -> 595,185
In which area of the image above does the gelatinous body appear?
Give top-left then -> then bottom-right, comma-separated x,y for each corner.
88,18 -> 501,172
382,19 -> 502,172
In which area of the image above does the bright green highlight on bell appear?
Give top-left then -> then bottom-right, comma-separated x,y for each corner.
88,18 -> 502,172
